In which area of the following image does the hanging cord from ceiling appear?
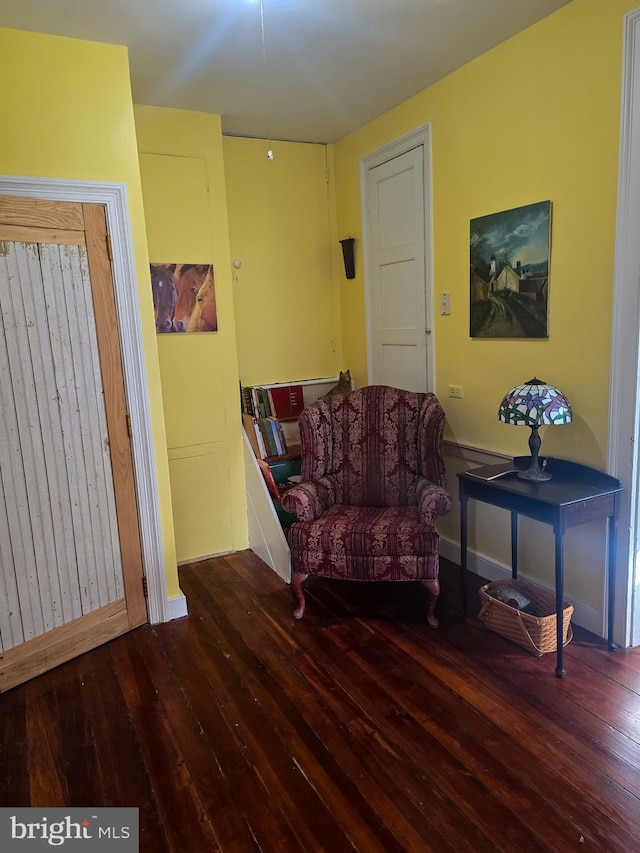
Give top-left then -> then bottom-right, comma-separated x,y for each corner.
259,0 -> 273,160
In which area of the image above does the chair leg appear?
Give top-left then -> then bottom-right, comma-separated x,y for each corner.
420,578 -> 440,628
292,572 -> 309,619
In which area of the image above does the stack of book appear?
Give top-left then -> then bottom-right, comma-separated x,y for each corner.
241,382 -> 304,460
241,383 -> 305,420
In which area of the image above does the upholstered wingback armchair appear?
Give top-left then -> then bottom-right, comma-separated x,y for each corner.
281,385 -> 452,626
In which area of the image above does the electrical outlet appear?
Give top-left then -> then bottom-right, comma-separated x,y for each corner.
449,384 -> 463,399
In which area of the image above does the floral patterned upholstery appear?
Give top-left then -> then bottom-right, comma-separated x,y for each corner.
281,385 -> 452,625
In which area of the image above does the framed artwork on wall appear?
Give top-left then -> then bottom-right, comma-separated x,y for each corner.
470,200 -> 551,338
150,263 -> 218,333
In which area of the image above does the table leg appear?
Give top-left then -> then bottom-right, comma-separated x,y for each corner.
607,514 -> 617,651
554,531 -> 565,678
511,511 -> 518,579
460,493 -> 468,616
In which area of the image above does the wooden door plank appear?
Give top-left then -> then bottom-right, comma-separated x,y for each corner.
0,195 -> 84,230
0,600 -> 128,693
82,204 -> 146,627
0,195 -> 146,691
26,244 -> 83,625
39,243 -> 98,615
17,242 -> 68,632
0,244 -> 46,642
0,255 -> 26,649
0,224 -> 86,245
55,241 -> 119,607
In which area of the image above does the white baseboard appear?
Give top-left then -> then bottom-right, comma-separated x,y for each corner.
439,537 -> 604,638
164,594 -> 188,621
161,540 -> 603,635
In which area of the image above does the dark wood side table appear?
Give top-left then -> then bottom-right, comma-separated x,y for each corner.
457,457 -> 622,678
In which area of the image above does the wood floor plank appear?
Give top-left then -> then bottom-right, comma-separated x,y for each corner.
155,618 -> 311,853
132,623 -> 265,853
188,562 -> 484,852
192,562 -> 552,851
329,575 -> 640,844
108,627 -> 222,853
184,570 -> 403,853
78,642 -> 170,853
0,675 -> 29,805
371,618 -> 640,851
2,552 -> 640,852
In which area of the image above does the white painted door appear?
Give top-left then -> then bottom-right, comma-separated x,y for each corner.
366,144 -> 430,391
0,196 -> 147,691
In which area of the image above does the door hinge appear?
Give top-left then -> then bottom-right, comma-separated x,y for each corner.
142,575 -> 148,599
125,413 -> 132,438
106,232 -> 113,261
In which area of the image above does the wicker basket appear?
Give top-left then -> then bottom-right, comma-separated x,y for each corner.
478,578 -> 573,656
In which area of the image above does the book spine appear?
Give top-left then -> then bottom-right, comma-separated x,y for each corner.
252,418 -> 266,458
269,417 -> 284,455
257,387 -> 270,419
267,384 -> 304,418
269,419 -> 283,456
275,420 -> 288,454
257,459 -> 281,502
240,385 -> 250,415
242,412 -> 266,459
288,385 -> 304,415
250,387 -> 260,418
259,418 -> 278,457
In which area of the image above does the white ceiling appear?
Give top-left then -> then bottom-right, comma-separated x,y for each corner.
0,0 -> 573,143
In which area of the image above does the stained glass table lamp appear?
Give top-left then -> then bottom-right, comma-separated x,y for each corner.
498,378 -> 572,481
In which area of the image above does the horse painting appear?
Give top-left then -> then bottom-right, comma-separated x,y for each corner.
173,263 -> 210,332
187,266 -> 218,332
150,264 -> 177,333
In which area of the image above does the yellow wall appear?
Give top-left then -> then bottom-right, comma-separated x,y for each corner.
0,28 -> 178,597
134,106 -> 248,567
223,136 -> 341,385
5,2 -> 631,617
332,0 -> 635,608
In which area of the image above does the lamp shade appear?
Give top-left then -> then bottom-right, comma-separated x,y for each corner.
498,378 -> 572,427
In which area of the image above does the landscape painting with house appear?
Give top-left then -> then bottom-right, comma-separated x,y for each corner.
470,200 -> 551,338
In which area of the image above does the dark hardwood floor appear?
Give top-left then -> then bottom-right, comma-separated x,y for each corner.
2,551 -> 640,851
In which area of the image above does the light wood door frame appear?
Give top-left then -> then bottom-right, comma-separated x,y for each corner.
360,124 -> 435,391
0,197 -> 149,690
0,176 -> 167,626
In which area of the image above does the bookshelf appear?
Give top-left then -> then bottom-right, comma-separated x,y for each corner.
241,377 -> 336,554
241,412 -> 301,463
241,376 -> 337,464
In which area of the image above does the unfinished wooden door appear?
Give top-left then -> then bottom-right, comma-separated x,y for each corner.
0,195 -> 147,691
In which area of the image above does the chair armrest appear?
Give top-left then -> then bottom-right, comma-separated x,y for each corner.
281,478 -> 336,521
416,478 -> 453,524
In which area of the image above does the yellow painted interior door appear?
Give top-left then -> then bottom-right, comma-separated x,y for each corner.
0,196 -> 147,691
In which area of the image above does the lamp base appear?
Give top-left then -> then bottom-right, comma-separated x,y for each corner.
517,425 -> 552,481
517,465 -> 552,482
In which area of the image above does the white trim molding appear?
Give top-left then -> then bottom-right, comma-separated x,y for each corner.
609,8 -> 640,648
0,175 -> 168,624
443,440 -> 511,467
166,595 -> 188,621
439,538 -> 603,638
